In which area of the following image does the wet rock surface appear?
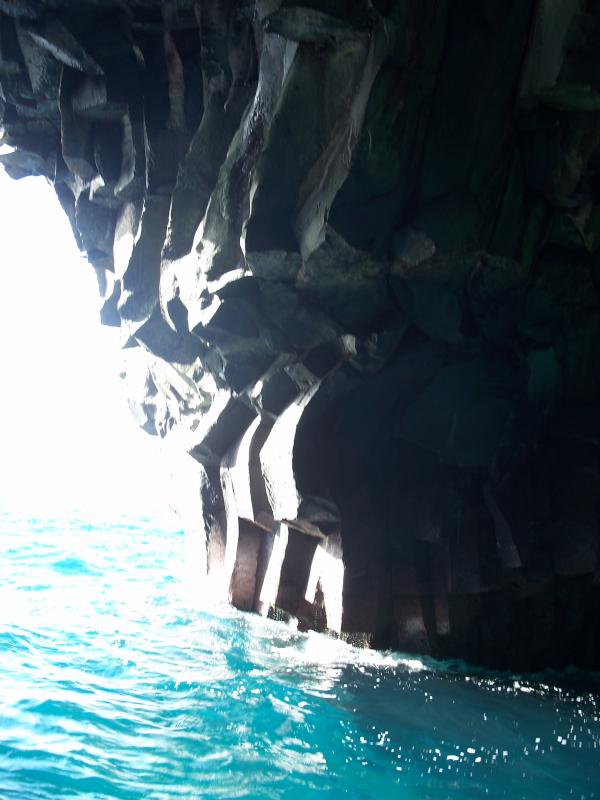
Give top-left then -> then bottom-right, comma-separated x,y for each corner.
2,0 -> 600,671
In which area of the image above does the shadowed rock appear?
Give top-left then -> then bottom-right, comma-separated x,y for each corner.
2,0 -> 600,671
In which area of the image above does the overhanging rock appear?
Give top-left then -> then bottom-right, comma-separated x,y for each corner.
2,0 -> 600,671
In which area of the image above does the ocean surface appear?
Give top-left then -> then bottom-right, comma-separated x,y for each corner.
0,510 -> 598,800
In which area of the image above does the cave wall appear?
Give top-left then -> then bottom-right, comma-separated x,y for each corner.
2,0 -> 600,670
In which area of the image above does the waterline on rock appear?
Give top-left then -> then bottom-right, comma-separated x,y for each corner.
1,510 -> 598,800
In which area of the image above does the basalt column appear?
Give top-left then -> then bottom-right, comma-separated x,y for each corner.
2,0 -> 600,670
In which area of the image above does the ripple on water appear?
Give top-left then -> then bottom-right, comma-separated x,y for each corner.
51,556 -> 101,576
0,512 -> 599,800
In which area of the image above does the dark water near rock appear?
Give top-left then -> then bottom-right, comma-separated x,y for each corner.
0,510 -> 598,799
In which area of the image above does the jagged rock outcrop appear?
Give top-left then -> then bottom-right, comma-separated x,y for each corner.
2,0 -> 600,671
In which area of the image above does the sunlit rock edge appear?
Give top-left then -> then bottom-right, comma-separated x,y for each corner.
1,0 -> 600,671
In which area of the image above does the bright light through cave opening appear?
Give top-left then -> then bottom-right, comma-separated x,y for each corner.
0,165 -> 171,520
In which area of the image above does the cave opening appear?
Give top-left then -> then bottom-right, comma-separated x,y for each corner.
1,1 -> 600,797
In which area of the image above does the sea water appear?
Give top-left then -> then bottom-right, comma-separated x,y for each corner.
0,510 -> 598,800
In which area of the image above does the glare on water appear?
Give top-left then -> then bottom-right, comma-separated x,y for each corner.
1,510 -> 598,800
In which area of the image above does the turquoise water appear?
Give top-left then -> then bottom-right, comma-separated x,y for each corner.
0,510 -> 598,799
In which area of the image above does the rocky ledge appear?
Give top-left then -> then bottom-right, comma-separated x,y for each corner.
2,0 -> 600,670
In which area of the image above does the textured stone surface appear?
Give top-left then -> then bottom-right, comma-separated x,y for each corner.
2,0 -> 600,670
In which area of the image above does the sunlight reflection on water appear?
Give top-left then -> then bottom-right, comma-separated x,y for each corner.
0,510 -> 599,800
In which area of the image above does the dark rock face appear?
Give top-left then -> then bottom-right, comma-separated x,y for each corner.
2,0 -> 600,671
